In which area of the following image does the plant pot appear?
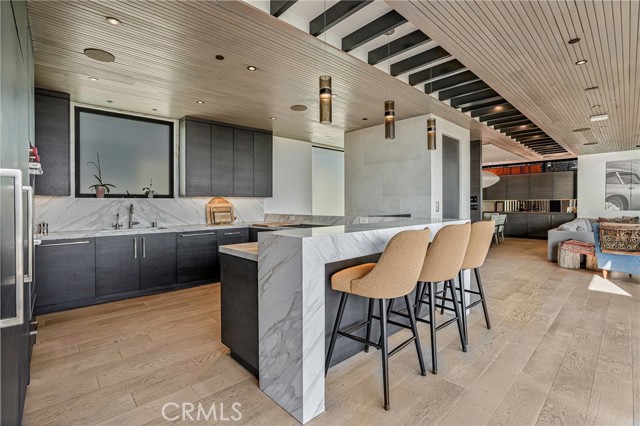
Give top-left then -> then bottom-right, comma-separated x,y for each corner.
95,186 -> 106,198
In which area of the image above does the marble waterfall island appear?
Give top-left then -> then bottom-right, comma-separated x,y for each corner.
256,219 -> 469,423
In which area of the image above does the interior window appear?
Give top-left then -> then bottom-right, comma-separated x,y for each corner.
606,172 -> 622,184
618,172 -> 640,185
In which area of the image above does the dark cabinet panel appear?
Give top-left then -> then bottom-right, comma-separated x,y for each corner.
96,236 -> 140,296
140,233 -> 177,289
35,239 -> 96,306
529,173 -> 553,199
249,227 -> 270,243
253,132 -> 273,197
553,171 -> 576,199
504,214 -> 528,236
551,213 -> 577,229
215,228 -> 249,281
177,232 -> 217,283
35,90 -> 70,195
506,175 -> 530,200
233,129 -> 254,196
184,120 -> 212,196
528,214 -> 551,238
483,176 -> 506,200
211,124 -> 234,196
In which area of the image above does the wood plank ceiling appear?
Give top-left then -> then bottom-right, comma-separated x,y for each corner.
391,0 -> 640,156
262,0 -> 572,157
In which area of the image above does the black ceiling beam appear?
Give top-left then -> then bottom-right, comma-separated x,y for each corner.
425,70 -> 478,94
390,46 -> 450,76
310,0 -> 373,36
465,99 -> 510,114
470,103 -> 515,118
498,123 -> 538,133
492,119 -> 532,130
522,140 -> 556,147
508,128 -> 545,137
270,0 -> 297,17
486,114 -> 528,126
536,149 -> 567,154
439,80 -> 490,101
368,30 -> 431,65
450,89 -> 501,108
411,59 -> 465,86
477,109 -> 522,122
342,10 -> 407,52
519,135 -> 551,143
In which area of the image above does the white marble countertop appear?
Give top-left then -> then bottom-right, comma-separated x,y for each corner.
38,222 -> 260,240
219,242 -> 259,261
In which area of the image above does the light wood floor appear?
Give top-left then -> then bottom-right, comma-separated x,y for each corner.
24,239 -> 640,426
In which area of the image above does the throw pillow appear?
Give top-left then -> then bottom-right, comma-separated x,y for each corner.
599,223 -> 640,254
599,216 -> 640,224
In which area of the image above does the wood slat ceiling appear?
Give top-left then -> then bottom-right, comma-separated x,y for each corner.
264,0 -> 573,159
27,0 -> 539,159
391,0 -> 640,156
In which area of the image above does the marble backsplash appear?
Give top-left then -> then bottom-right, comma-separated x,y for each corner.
35,196 -> 265,232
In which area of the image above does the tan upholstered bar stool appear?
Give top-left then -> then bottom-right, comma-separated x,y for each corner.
405,223 -> 471,374
443,221 -> 494,344
325,229 -> 430,411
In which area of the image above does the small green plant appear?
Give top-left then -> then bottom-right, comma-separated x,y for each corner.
87,153 -> 115,193
143,179 -> 154,197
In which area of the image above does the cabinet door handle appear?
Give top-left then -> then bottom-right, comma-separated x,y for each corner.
39,241 -> 90,247
223,231 -> 241,236
142,237 -> 146,258
23,186 -> 33,283
179,232 -> 217,237
134,238 -> 138,259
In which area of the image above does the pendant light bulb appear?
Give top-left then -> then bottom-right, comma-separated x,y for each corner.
385,100 -> 395,139
319,75 -> 332,124
427,117 -> 437,150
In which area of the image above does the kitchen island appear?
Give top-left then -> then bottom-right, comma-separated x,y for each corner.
220,218 -> 468,423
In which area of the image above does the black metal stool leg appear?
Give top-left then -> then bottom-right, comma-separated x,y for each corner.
378,298 -> 395,348
405,295 -> 426,376
475,268 -> 491,330
364,298 -> 374,353
326,293 -> 348,376
440,282 -> 448,315
448,280 -> 467,353
414,282 -> 425,318
458,271 -> 468,345
427,282 -> 438,374
379,299 -> 390,411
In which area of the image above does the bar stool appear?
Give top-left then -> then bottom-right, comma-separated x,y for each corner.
405,223 -> 471,374
325,229 -> 430,411
442,221 -> 494,344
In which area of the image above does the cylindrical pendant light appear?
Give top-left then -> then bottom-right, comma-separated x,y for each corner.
385,100 -> 395,139
319,75 -> 332,124
427,117 -> 436,150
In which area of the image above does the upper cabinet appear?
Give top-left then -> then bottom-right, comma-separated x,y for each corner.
181,118 -> 272,197
529,173 -> 553,199
483,171 -> 576,200
506,174 -> 530,200
35,89 -> 70,195
552,171 -> 577,199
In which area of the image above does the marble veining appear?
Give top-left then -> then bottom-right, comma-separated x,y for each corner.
35,196 -> 264,232
257,219 -> 468,423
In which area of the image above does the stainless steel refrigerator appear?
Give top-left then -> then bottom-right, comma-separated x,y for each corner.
1,0 -> 36,423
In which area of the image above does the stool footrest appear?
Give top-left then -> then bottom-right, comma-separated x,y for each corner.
337,330 -> 381,350
340,319 -> 370,335
388,336 -> 417,357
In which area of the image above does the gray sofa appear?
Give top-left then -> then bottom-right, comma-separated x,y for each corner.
547,218 -> 596,261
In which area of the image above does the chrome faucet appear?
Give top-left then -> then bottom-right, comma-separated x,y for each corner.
112,213 -> 123,230
128,204 -> 140,228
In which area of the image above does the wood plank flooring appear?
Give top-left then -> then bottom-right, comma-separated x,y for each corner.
24,239 -> 640,425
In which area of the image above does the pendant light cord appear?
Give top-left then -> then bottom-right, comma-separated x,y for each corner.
387,33 -> 391,101
324,0 -> 327,75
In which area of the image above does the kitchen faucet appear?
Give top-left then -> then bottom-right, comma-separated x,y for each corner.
129,204 -> 140,228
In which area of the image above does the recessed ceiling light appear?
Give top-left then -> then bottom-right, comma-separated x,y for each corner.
575,59 -> 588,65
247,66 -> 257,71
590,113 -> 608,122
290,105 -> 307,111
270,117 -> 276,120
568,37 -> 581,44
584,142 -> 598,145
326,136 -> 331,138
585,86 -> 599,91
88,76 -> 99,81
494,105 -> 504,111
572,128 -> 591,133
592,104 -> 601,108
362,117 -> 368,120
106,17 -> 121,25
84,48 -> 115,62
106,100 -> 113,103
152,108 -> 157,111
332,94 -> 337,98
196,100 -> 205,104
215,55 -> 224,60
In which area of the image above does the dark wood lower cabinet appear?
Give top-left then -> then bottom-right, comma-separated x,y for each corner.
96,236 -> 140,296
502,213 -> 577,238
177,231 -> 218,284
140,233 -> 177,289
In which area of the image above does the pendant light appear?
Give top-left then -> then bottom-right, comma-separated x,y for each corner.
319,0 -> 332,124
384,30 -> 395,139
426,65 -> 436,150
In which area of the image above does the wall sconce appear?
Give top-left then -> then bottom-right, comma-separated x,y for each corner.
384,100 -> 395,139
427,117 -> 436,150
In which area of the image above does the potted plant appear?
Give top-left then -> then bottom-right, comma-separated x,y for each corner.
143,179 -> 155,198
87,153 -> 115,198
